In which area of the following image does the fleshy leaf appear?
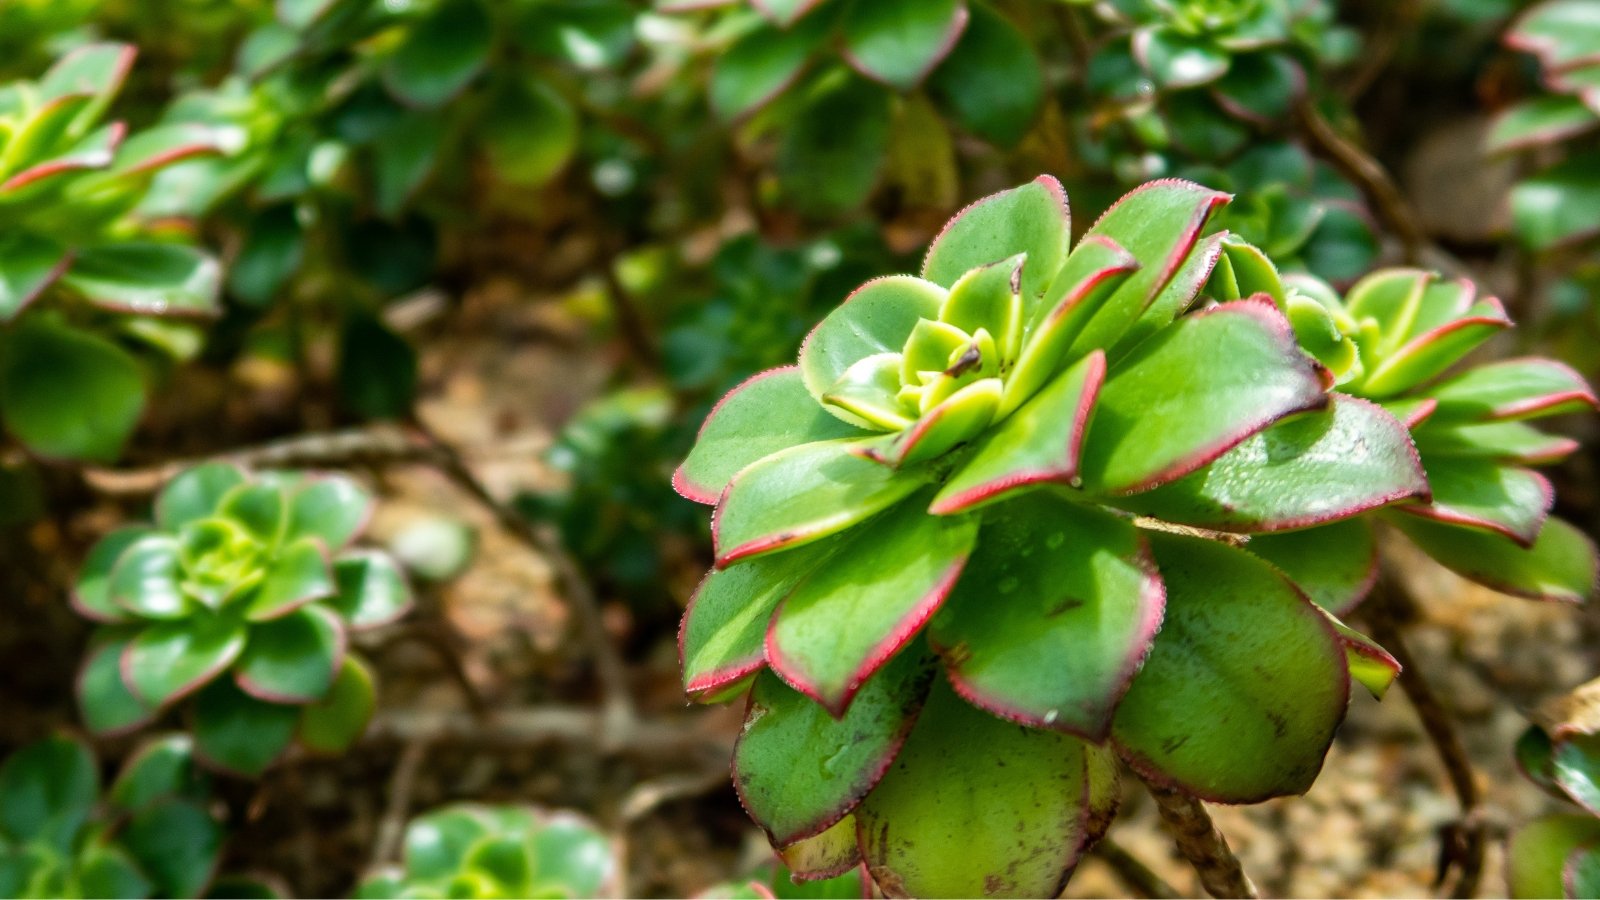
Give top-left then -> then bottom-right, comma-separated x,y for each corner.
327,551 -> 413,630
866,377 -> 999,467
1248,518 -> 1378,615
123,613 -> 248,707
0,736 -> 98,853
243,537 -> 337,620
751,0 -> 827,27
1424,358 -> 1598,422
925,3 -> 1043,147
298,655 -> 378,755
1359,300 -> 1513,399
734,652 -> 934,845
234,603 -> 346,703
108,734 -> 207,812
921,175 -> 1070,311
120,799 -> 223,900
73,526 -> 151,622
857,678 -> 1100,898
0,234 -> 69,321
1325,616 -> 1401,700
777,816 -> 861,882
1486,96 -> 1600,154
1112,531 -> 1348,802
155,462 -> 247,531
1079,298 -> 1327,495
929,494 -> 1162,739
191,679 -> 299,777
713,439 -> 929,567
711,18 -> 822,121
0,319 -> 145,463
108,535 -> 189,620
767,496 -> 977,714
77,633 -> 157,736
1398,459 -> 1551,545
799,277 -> 945,419
1509,815 -> 1600,900
1413,419 -> 1579,465
1112,394 -> 1427,531
61,243 -> 221,317
1134,27 -> 1230,88
839,0 -> 968,91
1390,514 -> 1596,603
285,476 -> 371,549
382,0 -> 494,108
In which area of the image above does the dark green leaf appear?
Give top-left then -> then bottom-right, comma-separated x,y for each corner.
0,319 -> 145,463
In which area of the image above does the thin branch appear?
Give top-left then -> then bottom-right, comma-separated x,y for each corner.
1139,777 -> 1257,899
598,253 -> 660,369
406,416 -> 638,736
369,738 -> 431,870
363,706 -> 728,760
1091,837 -> 1181,899
1295,99 -> 1432,265
1361,571 -> 1485,899
1341,0 -> 1423,102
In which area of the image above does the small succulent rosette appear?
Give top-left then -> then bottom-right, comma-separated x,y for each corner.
674,176 -> 1422,896
696,859 -> 866,899
0,734 -> 245,899
73,463 -> 411,776
352,804 -> 617,900
1198,256 -> 1599,612
1509,678 -> 1600,899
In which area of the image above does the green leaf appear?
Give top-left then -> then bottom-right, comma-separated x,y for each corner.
124,612 -> 248,707
76,844 -> 153,900
1359,303 -> 1512,399
0,233 -> 69,321
680,536 -> 836,701
61,243 -> 221,317
1569,843 -> 1600,900
328,551 -> 413,630
481,78 -> 577,189
192,679 -> 299,777
857,679 -> 1102,897
1325,616 -> 1400,700
1423,358 -> 1598,423
1063,179 -> 1229,358
1079,299 -> 1326,495
370,109 -> 444,217
109,734 -> 207,812
405,806 -> 492,881
121,799 -> 222,899
109,534 -> 189,619
1509,0 -> 1600,68
217,480 -> 286,546
713,439 -> 929,566
1113,395 -> 1427,530
383,0 -> 494,108
338,314 -> 417,420
676,367 -> 865,504
0,736 -> 98,852
1247,518 -> 1377,615
39,42 -> 134,108
1113,531 -> 1348,802
930,494 -> 1162,739
528,815 -> 616,897
463,835 -> 532,894
752,0 -> 827,27
1487,96 -> 1600,154
1390,514 -> 1596,603
734,652 -> 934,845
1134,27 -> 1230,88
285,476 -> 371,549
922,175 -> 1070,311
1401,459 -> 1550,545
866,377 -> 999,467
1513,157 -> 1600,250
839,0 -> 967,91
776,73 -> 892,217
1510,815 -> 1600,899
0,319 -> 146,463
711,19 -> 821,120
1555,734 -> 1600,815
235,604 -> 346,703
77,633 -> 157,735
73,526 -> 151,622
776,816 -> 861,882
244,537 -> 336,621
767,495 -> 977,714
227,206 -> 303,308
298,655 -> 377,754
1211,53 -> 1301,123
926,3 -> 1043,146
1413,419 -> 1579,465
156,463 -> 247,531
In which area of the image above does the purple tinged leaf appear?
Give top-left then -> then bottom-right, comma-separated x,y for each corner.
839,0 -> 969,91
328,551 -> 413,630
122,614 -> 248,708
1424,357 -> 1599,423
285,476 -> 372,549
1112,531 -> 1349,803
766,497 -> 977,716
929,495 -> 1163,740
1566,842 -> 1600,899
109,535 -> 190,620
713,439 -> 930,567
1506,0 -> 1600,70
1487,96 -> 1600,154
0,121 -> 126,193
0,234 -> 71,322
38,42 -> 136,105
921,175 -> 1070,313
234,603 -> 347,704
1389,513 -> 1597,604
191,679 -> 298,777
1078,297 -> 1328,496
73,526 -> 152,623
1110,231 -> 1228,356
1396,459 -> 1552,546
930,350 -> 1106,515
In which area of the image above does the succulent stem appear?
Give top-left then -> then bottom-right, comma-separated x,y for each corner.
1090,836 -> 1181,899
1140,777 -> 1258,899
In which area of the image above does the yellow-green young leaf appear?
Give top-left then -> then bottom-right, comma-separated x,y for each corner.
1323,615 -> 1400,700
1510,815 -> 1600,900
926,2 -> 1043,147
767,497 -> 977,714
866,376 -> 999,467
244,537 -> 336,621
800,276 -> 945,412
922,175 -> 1070,311
234,603 -> 346,703
1111,394 -> 1427,531
1247,518 -> 1378,616
404,806 -> 494,882
857,679 -> 1101,898
528,814 -> 617,897
734,653 -> 934,845
191,679 -> 298,777
1399,459 -> 1551,546
382,0 -> 493,108
713,439 -> 929,567
481,79 -> 577,188
1389,514 -> 1597,603
1112,532 -> 1348,803
711,17 -> 824,121
929,494 -> 1162,740
299,655 -> 377,755
123,613 -> 248,708
939,255 -> 1022,356
77,633 -> 156,736
0,319 -> 146,463
1423,358 -> 1598,423
1078,298 -> 1326,495
839,0 -> 968,91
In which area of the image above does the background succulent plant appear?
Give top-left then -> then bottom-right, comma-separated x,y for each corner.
1509,678 -> 1600,899
352,804 -> 617,900
73,462 -> 409,776
673,176 -> 1427,895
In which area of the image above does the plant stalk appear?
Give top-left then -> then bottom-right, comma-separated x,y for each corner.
1091,837 -> 1181,899
1140,778 -> 1258,899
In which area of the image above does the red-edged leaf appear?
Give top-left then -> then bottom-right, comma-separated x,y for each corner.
234,603 -> 347,704
777,816 -> 862,882
1396,459 -> 1551,545
863,377 -> 999,467
1324,615 -> 1401,700
799,276 -> 945,421
839,0 -> 969,91
751,0 -> 828,27
1360,299 -> 1513,399
1413,419 -> 1580,465
1248,518 -> 1378,616
921,175 -> 1071,312
929,494 -> 1163,740
1424,357 -> 1599,423
1390,514 -> 1597,604
767,497 -> 976,715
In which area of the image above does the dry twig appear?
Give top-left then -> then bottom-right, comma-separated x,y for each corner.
1140,777 -> 1257,899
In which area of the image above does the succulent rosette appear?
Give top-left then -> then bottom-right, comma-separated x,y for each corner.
1508,678 -> 1600,899
352,804 -> 617,900
72,462 -> 411,776
673,177 -> 1424,895
1185,254 -> 1599,612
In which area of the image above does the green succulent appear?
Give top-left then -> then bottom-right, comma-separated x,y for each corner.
674,176 -> 1423,896
352,804 -> 617,900
73,462 -> 410,776
697,859 -> 865,899
1198,260 -> 1599,610
0,735 -> 230,899
1509,678 -> 1600,899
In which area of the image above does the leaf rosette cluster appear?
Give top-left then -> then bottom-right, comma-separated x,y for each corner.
673,176 -> 1424,895
73,462 -> 411,776
1509,678 -> 1600,899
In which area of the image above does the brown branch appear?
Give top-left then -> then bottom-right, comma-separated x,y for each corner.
1296,99 -> 1431,265
1342,0 -> 1423,102
1091,837 -> 1181,900
1361,571 -> 1485,899
1139,778 -> 1257,899
369,738 -> 431,870
363,706 -> 728,760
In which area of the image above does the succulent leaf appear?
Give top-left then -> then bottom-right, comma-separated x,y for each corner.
1397,459 -> 1551,546
234,603 -> 346,704
1247,518 -> 1377,615
1389,514 -> 1596,603
799,276 -> 945,421
921,175 -> 1070,310
838,0 -> 968,91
